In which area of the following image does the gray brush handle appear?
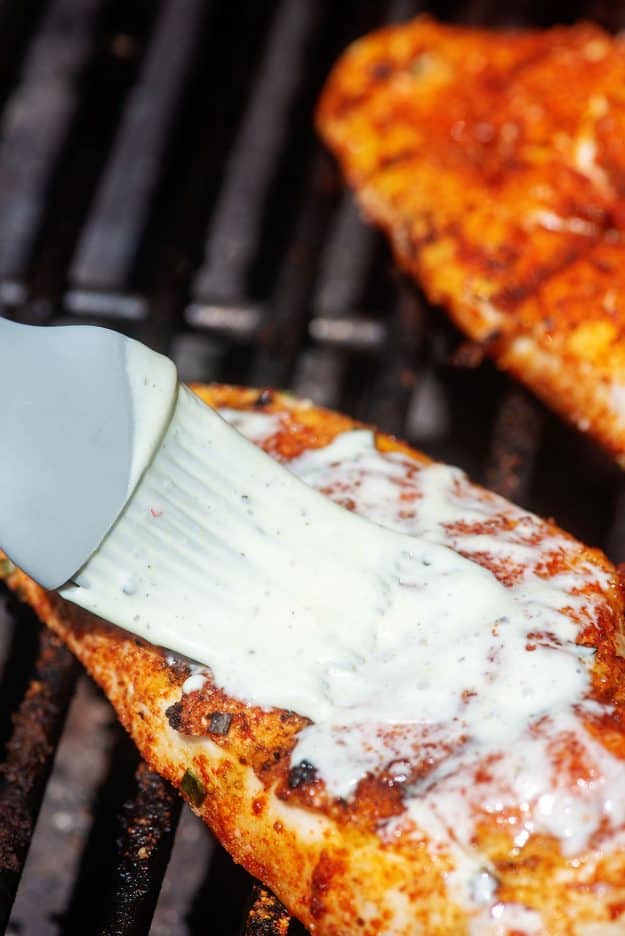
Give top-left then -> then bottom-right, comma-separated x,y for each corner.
0,319 -> 177,589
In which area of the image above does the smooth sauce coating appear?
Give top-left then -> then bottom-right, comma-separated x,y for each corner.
64,388 -> 625,913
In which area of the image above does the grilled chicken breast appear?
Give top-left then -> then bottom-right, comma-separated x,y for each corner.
318,18 -> 625,466
3,384 -> 625,935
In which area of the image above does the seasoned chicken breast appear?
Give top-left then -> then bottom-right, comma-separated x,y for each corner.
318,18 -> 625,466
3,384 -> 625,934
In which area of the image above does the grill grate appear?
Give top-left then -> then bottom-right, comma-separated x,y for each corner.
97,765 -> 181,936
0,628 -> 80,933
1,0 -> 625,933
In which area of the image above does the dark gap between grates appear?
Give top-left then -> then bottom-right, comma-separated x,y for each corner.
186,835 -> 255,936
605,485 -> 625,565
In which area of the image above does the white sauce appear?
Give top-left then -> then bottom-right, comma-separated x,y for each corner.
528,209 -> 597,237
182,671 -> 208,694
611,382 -> 625,421
574,134 -> 612,194
470,869 -> 499,905
63,389 -> 624,919
122,336 -> 177,496
217,407 -> 284,443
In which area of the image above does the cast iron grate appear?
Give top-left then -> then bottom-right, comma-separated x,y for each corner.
1,0 -> 625,932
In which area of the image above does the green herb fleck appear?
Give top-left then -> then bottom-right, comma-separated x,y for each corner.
181,769 -> 206,808
0,559 -> 15,578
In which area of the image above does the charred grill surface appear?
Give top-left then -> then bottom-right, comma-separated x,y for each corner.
0,628 -> 80,930
97,765 -> 182,936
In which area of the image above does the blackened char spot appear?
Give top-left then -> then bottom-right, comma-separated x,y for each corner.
288,760 -> 317,789
254,389 -> 274,408
165,701 -> 183,731
208,712 -> 233,736
370,61 -> 391,79
164,657 -> 191,685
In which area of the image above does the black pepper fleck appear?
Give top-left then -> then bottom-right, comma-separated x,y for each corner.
166,701 -> 183,731
254,389 -> 274,408
288,760 -> 317,789
208,712 -> 233,736
371,61 -> 391,79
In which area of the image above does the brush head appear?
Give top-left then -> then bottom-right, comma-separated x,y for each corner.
0,319 -> 176,588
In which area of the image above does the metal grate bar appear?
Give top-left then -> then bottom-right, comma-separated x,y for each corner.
308,315 -> 386,352
0,0 -> 104,304
363,286 -> 425,436
312,198 -> 377,323
243,884 -> 291,936
190,0 -> 320,307
0,627 -> 80,930
67,0 -> 206,314
97,763 -> 182,936
293,205 -> 373,398
186,300 -> 264,344
290,347 -> 344,409
250,155 -> 337,388
483,389 -> 542,504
